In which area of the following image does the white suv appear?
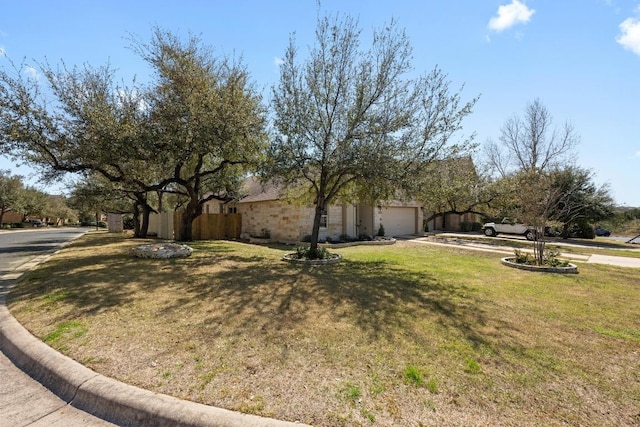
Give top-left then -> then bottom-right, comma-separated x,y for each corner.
481,218 -> 537,241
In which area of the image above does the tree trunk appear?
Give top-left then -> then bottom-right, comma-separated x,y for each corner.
132,202 -> 142,238
139,203 -> 152,238
309,203 -> 324,258
177,200 -> 202,242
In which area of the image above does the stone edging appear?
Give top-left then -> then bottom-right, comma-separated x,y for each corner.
282,253 -> 342,265
501,257 -> 578,274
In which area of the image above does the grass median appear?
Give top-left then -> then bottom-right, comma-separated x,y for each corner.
7,233 -> 640,426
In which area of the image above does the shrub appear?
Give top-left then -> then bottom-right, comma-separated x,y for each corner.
544,249 -> 570,267
513,249 -> 534,265
460,221 -> 472,232
471,222 -> 482,232
294,245 -> 330,260
377,223 -> 385,237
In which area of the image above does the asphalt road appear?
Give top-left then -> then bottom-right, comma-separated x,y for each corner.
0,227 -> 115,426
0,227 -> 88,276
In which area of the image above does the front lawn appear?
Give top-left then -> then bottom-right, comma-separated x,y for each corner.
8,233 -> 640,426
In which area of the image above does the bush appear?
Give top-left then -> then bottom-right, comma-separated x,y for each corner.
377,223 -> 385,237
460,221 -> 472,232
294,245 -> 330,260
471,222 -> 482,232
566,219 -> 595,239
513,249 -> 534,265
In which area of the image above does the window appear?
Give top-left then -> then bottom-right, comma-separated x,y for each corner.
227,206 -> 237,214
320,208 -> 328,228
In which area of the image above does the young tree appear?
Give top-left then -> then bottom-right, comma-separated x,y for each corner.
267,14 -> 477,256
485,99 -> 581,264
485,98 -> 579,176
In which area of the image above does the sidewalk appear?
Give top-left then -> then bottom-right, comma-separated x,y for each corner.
408,235 -> 640,268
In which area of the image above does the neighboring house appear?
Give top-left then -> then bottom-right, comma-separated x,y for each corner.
0,210 -> 22,226
204,177 -> 424,244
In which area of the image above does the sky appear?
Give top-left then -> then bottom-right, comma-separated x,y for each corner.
1,0 -> 639,206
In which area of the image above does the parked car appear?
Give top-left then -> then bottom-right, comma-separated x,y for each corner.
594,226 -> 611,237
481,218 -> 537,241
30,220 -> 45,227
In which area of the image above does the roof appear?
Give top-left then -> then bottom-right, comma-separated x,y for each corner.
234,177 -> 283,203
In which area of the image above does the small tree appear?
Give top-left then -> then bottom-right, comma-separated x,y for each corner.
486,99 -> 580,263
267,14 -> 477,257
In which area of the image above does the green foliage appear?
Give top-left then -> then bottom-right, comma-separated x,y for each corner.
377,223 -> 385,237
341,382 -> 362,402
43,321 -> 87,345
403,365 -> 424,386
463,358 -> 481,374
266,13 -> 477,255
513,249 -> 534,265
294,245 -> 331,260
460,221 -> 472,232
566,218 -> 596,239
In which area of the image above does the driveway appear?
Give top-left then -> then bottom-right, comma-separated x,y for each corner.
405,233 -> 640,268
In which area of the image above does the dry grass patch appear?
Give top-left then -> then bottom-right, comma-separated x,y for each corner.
8,233 -> 640,426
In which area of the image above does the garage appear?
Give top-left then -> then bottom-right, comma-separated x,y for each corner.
381,207 -> 417,237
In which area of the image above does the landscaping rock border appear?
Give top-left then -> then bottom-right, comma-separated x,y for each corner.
282,253 -> 342,265
501,257 -> 578,274
131,243 -> 193,259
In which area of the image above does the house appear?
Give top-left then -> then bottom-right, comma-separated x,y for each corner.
204,177 -> 424,244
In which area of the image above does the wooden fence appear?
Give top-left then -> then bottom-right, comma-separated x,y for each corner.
173,212 -> 242,241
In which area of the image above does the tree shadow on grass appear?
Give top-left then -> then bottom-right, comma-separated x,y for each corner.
161,255 -> 491,349
8,237 -> 493,352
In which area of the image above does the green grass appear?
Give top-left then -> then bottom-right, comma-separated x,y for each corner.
7,233 -> 640,427
43,320 -> 87,346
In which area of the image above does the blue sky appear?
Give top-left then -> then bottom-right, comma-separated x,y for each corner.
1,0 -> 639,206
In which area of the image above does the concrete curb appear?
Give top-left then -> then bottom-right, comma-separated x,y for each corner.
0,307 -> 308,426
0,230 -> 310,427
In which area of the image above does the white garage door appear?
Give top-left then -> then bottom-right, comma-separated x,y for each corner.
382,207 -> 416,237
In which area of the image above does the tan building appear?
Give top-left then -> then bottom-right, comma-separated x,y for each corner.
204,178 -> 424,244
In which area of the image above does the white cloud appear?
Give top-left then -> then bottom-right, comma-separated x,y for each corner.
488,0 -> 535,32
617,15 -> 640,56
635,150 -> 640,158
24,66 -> 39,80
274,56 -> 284,66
